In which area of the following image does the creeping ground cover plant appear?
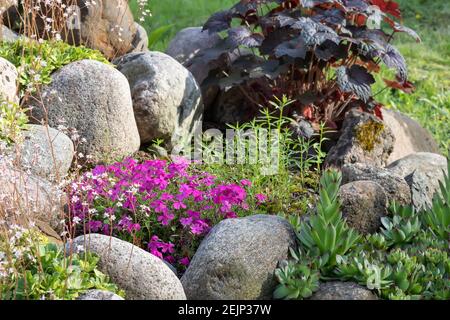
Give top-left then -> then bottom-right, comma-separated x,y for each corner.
193,0 -> 420,132
68,157 -> 266,272
0,226 -> 122,300
275,164 -> 450,300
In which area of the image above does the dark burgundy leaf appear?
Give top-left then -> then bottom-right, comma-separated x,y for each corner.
315,40 -> 347,61
301,0 -> 334,8
297,91 -> 324,105
312,9 -> 346,26
274,36 -> 307,58
291,119 -> 315,139
274,12 -> 298,27
193,39 -> 234,66
227,26 -> 265,48
383,78 -> 415,93
217,71 -> 250,89
260,28 -> 296,55
393,22 -> 421,43
381,44 -> 407,81
369,0 -> 401,19
336,65 -> 375,101
247,60 -> 287,79
203,10 -> 233,33
343,0 -> 370,11
292,17 -> 341,46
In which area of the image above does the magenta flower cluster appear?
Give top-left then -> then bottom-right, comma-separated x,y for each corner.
68,157 -> 265,270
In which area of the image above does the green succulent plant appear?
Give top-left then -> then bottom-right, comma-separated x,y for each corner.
421,161 -> 450,240
274,260 -> 320,300
297,169 -> 361,269
276,164 -> 450,300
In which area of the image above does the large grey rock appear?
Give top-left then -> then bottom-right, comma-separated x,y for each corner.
0,57 -> 18,103
166,27 -> 220,67
27,59 -> 141,162
181,215 -> 296,300
310,282 -> 377,300
206,86 -> 257,125
325,110 -> 395,168
341,163 -> 412,206
3,0 -> 138,59
1,25 -> 19,42
77,290 -> 124,300
0,0 -> 15,13
115,52 -> 203,150
68,234 -> 186,300
201,51 -> 260,117
0,159 -> 65,231
382,109 -> 441,164
387,153 -> 448,210
17,125 -> 74,181
339,181 -> 388,234
130,22 -> 149,53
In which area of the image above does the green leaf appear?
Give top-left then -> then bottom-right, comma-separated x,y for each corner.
148,25 -> 173,49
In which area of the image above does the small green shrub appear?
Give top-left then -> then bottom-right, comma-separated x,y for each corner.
0,99 -> 28,144
274,259 -> 320,300
0,227 -> 122,300
0,39 -> 109,96
194,95 -> 326,216
297,169 -> 361,270
422,161 -> 450,240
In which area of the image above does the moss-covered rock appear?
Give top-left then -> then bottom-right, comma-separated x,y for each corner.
325,110 -> 395,168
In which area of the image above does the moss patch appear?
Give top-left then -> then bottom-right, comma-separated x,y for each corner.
355,120 -> 385,152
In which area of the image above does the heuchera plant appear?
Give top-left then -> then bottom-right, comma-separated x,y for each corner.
193,0 -> 420,133
68,157 -> 265,271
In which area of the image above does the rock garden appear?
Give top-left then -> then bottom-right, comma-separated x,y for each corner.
0,0 -> 448,301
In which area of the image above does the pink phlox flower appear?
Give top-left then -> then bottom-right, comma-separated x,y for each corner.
187,210 -> 201,219
157,212 -> 175,225
173,201 -> 187,210
87,220 -> 103,232
220,200 -> 232,213
180,217 -> 193,227
224,211 -> 238,219
255,193 -> 267,204
151,200 -> 167,213
160,193 -> 174,201
190,220 -> 209,235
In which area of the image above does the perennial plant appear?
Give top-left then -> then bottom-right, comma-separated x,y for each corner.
68,157 -> 266,271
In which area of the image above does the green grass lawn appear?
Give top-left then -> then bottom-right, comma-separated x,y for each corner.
131,0 -> 449,155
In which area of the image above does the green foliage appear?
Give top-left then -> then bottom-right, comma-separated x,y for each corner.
147,25 -> 174,49
373,0 -> 450,155
297,169 -> 361,270
274,259 -> 320,300
275,166 -> 450,300
0,99 -> 28,144
335,253 -> 393,291
0,39 -> 109,96
191,95 -> 325,216
422,161 -> 450,240
132,0 -> 449,153
130,0 -> 236,51
333,231 -> 449,300
380,204 -> 421,246
0,228 -> 122,300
